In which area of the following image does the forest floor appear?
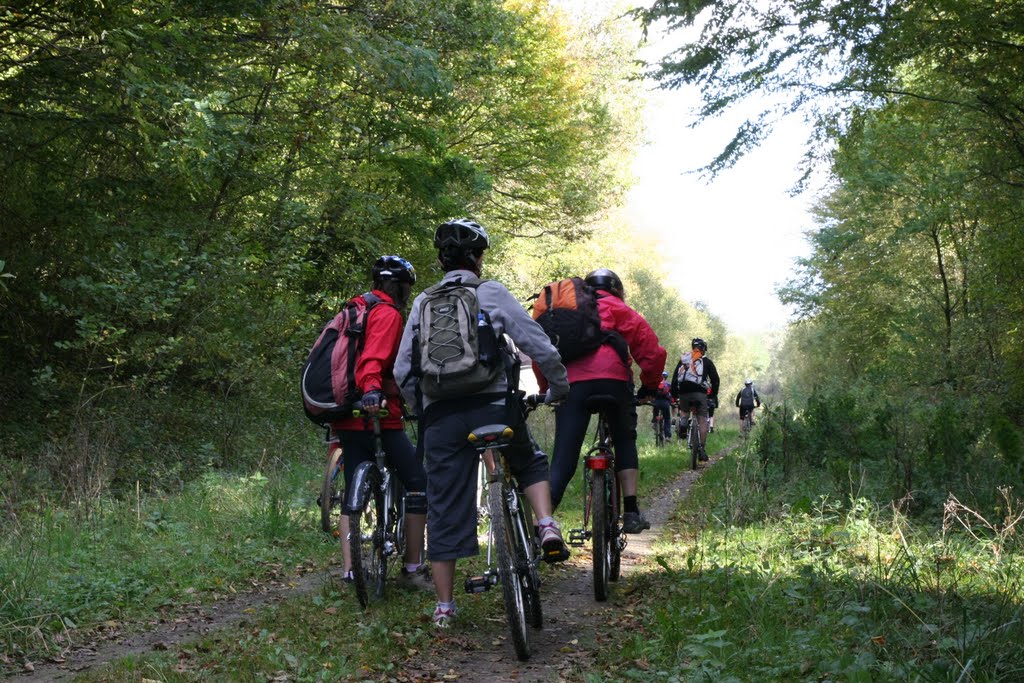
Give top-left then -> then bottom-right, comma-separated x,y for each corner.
10,446 -> 729,682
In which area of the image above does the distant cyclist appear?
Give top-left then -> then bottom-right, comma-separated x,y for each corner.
670,338 -> 720,462
651,371 -> 672,441
736,379 -> 761,424
543,268 -> 667,534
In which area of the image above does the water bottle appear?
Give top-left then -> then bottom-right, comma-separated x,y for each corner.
477,311 -> 498,365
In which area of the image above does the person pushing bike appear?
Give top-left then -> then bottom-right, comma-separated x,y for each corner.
394,218 -> 571,629
331,256 -> 430,590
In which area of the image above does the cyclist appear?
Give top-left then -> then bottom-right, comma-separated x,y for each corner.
670,338 -> 720,462
651,371 -> 673,441
542,268 -> 667,534
736,379 -> 761,425
331,255 -> 430,591
394,218 -> 571,629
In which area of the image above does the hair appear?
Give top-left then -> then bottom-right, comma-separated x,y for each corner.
438,246 -> 483,274
375,278 -> 412,309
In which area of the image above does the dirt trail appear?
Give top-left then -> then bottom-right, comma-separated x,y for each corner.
10,448 -> 726,682
405,448 -> 727,682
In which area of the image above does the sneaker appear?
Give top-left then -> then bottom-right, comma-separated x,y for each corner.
538,520 -> 570,563
341,570 -> 354,584
396,565 -> 433,592
699,449 -> 709,462
621,511 -> 651,534
432,604 -> 457,629
709,426 -> 715,433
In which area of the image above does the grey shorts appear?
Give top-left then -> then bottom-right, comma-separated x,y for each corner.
677,391 -> 709,418
422,400 -> 548,561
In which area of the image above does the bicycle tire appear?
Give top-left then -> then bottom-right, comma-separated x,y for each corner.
590,469 -> 611,602
608,472 -> 622,582
320,447 -> 344,534
516,496 -> 543,629
489,480 -> 530,660
349,469 -> 384,610
688,422 -> 699,470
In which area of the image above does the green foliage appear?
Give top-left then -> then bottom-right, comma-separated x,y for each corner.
0,0 -> 650,501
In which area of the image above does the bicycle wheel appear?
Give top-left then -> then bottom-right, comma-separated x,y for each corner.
590,469 -> 611,602
608,472 -> 622,582
381,478 -> 405,594
349,468 -> 385,610
655,421 -> 665,447
489,480 -> 530,660
320,447 -> 344,534
688,423 -> 699,470
515,495 -> 543,629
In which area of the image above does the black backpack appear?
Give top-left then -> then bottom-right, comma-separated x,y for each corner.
530,277 -> 604,362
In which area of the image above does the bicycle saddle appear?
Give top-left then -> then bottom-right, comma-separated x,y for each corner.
583,394 -> 620,415
468,424 -> 514,448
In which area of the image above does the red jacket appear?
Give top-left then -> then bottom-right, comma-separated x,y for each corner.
330,290 -> 406,431
536,291 -> 666,391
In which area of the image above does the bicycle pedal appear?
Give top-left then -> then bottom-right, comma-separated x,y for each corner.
567,529 -> 587,547
464,575 -> 492,594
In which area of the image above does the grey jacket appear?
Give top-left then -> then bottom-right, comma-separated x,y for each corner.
395,269 -> 569,411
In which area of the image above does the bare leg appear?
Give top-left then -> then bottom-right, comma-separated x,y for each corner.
432,559 -> 455,602
403,513 -> 426,565
340,514 -> 351,572
522,480 -> 554,519
617,468 -> 639,497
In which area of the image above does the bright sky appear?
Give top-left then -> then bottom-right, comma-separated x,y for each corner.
625,35 -> 817,334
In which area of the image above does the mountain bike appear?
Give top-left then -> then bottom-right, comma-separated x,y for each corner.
677,404 -> 705,471
346,409 -> 407,610
318,432 -> 344,534
463,396 -> 545,661
566,394 -> 625,602
741,408 -> 755,439
653,411 -> 665,447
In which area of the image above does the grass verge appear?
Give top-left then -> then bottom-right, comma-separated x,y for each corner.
583,436 -> 1024,682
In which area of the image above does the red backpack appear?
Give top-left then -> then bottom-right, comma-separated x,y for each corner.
300,293 -> 392,425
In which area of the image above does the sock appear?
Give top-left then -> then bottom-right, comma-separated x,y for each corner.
624,496 -> 639,514
404,562 -> 421,573
536,516 -> 555,529
437,599 -> 456,613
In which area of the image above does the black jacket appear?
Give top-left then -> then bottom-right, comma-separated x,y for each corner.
735,386 -> 760,408
670,356 -> 720,401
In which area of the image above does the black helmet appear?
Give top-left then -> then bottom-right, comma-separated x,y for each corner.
372,255 -> 416,284
584,268 -> 624,299
691,337 -> 708,353
434,218 -> 489,251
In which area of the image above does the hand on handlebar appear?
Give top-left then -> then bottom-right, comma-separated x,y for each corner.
358,390 -> 385,415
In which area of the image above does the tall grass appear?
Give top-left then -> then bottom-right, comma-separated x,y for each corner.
586,436 -> 1024,682
0,454 -> 335,663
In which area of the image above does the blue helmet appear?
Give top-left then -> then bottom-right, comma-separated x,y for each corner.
372,255 -> 416,284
